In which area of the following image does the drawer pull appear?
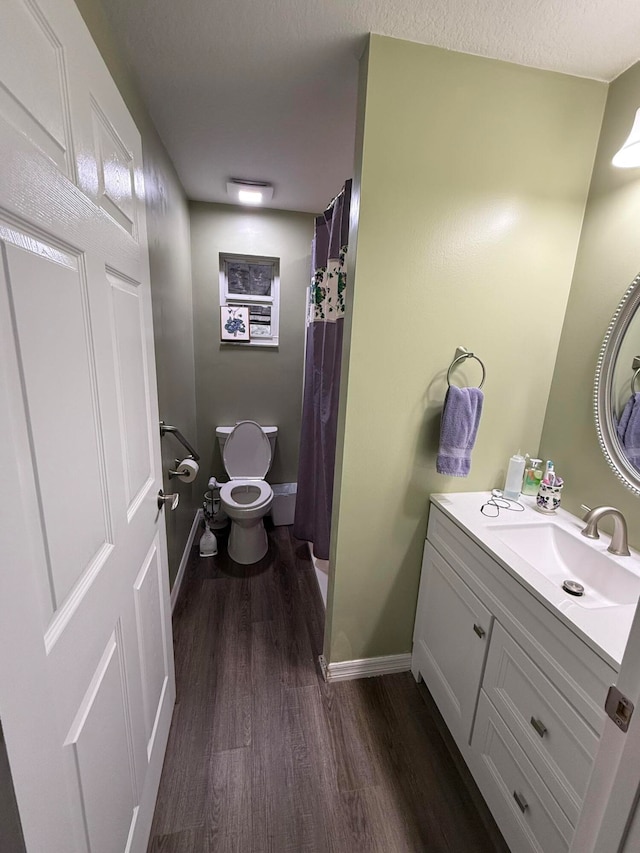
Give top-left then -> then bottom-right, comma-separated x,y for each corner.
513,791 -> 529,813
473,623 -> 486,638
530,716 -> 547,738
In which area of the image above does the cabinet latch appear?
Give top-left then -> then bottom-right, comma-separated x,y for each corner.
605,685 -> 635,733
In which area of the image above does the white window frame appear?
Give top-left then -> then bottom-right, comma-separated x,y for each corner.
219,252 -> 280,347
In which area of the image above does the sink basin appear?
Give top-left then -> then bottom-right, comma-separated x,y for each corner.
491,523 -> 640,608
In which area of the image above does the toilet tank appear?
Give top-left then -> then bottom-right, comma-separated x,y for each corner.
216,424 -> 278,469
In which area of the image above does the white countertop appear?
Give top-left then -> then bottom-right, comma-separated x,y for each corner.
430,491 -> 640,669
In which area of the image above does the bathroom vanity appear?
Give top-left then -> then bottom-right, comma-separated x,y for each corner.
411,492 -> 640,853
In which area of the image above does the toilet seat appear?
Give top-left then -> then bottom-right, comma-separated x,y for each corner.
219,479 -> 273,511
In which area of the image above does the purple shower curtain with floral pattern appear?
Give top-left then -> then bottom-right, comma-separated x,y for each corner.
293,180 -> 352,560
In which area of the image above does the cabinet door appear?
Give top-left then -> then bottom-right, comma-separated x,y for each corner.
412,542 -> 493,751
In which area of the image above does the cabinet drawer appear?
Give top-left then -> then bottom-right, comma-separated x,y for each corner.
412,544 -> 493,752
471,691 -> 573,853
483,622 -> 598,825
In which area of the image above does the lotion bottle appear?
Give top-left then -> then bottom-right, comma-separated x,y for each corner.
503,451 -> 526,500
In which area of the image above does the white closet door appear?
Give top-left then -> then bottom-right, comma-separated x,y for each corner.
0,1 -> 176,851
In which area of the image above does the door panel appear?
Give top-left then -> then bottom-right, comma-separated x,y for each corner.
0,1 -> 176,850
0,0 -> 73,175
65,629 -> 138,853
134,541 -> 171,753
92,100 -> 137,237
108,271 -> 153,515
3,234 -> 110,610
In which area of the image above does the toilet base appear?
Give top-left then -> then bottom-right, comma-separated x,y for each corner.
228,518 -> 269,564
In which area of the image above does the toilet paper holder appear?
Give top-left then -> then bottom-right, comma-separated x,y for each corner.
168,457 -> 198,480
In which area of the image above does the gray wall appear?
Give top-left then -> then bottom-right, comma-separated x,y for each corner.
0,723 -> 25,853
190,202 -> 313,488
74,0 -> 197,586
540,58 -> 640,544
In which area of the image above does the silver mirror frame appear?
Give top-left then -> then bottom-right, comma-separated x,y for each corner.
594,271 -> 640,497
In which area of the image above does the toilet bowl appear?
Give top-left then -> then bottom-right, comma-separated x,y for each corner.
217,421 -> 275,564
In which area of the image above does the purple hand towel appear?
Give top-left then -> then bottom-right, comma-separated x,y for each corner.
436,385 -> 484,477
617,392 -> 640,468
617,393 -> 639,441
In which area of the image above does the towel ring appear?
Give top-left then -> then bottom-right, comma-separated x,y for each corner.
447,352 -> 486,390
632,368 -> 640,394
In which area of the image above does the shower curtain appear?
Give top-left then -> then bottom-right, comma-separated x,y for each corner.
294,180 -> 352,560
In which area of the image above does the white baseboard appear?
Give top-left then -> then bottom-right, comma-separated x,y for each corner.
325,653 -> 412,682
170,509 -> 203,613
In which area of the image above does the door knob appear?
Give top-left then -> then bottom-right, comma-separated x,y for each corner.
157,490 -> 179,511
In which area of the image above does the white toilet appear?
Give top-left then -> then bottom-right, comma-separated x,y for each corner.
216,421 -> 277,564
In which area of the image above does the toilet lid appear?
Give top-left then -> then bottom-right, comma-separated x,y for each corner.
223,420 -> 272,479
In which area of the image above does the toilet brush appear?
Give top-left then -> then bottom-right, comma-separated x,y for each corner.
199,519 -> 218,557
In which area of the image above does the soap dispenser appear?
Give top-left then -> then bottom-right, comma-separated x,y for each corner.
522,457 -> 544,496
503,451 -> 526,500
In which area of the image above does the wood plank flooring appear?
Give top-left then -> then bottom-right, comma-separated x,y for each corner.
148,523 -> 509,853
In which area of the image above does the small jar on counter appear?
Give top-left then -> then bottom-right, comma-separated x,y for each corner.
536,481 -> 563,513
522,458 -> 544,496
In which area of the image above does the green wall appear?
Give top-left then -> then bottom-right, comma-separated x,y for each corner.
190,202 -> 313,489
540,60 -> 640,543
74,0 -> 198,586
326,35 -> 607,664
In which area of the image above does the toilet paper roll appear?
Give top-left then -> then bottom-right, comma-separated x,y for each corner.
175,457 -> 199,483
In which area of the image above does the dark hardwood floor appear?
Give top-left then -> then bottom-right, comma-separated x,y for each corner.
147,522 -> 509,852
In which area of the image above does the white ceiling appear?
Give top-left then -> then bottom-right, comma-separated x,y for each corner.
100,0 -> 640,214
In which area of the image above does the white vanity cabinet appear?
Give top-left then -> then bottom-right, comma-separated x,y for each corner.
412,501 -> 618,853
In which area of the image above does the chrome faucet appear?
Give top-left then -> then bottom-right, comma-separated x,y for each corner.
581,507 -> 631,556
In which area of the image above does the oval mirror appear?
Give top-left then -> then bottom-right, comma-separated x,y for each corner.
595,272 -> 640,496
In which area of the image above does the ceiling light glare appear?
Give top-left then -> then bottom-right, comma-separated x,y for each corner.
227,180 -> 274,205
238,189 -> 263,204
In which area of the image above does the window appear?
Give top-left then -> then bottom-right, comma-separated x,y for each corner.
219,253 -> 280,346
